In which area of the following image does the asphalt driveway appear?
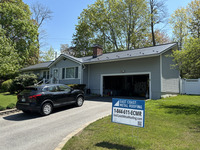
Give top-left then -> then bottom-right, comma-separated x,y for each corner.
0,98 -> 112,150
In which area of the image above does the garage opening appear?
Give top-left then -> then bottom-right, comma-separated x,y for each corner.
103,74 -> 149,98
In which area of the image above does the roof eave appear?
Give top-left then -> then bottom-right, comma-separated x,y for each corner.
48,54 -> 82,68
20,67 -> 49,72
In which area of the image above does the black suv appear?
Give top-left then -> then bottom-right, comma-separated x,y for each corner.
16,84 -> 84,115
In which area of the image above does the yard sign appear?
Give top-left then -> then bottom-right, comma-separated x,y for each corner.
112,98 -> 145,128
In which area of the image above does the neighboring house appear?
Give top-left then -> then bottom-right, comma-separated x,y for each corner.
21,43 -> 180,99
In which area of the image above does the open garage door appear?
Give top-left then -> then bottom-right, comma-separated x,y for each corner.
103,74 -> 150,98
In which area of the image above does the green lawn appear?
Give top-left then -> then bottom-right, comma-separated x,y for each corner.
0,92 -> 17,111
63,95 -> 200,150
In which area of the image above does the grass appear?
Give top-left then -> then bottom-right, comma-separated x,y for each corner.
63,95 -> 200,150
0,92 -> 17,111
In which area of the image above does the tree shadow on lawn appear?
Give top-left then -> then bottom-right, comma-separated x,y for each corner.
159,104 -> 200,132
1,92 -> 16,96
95,141 -> 134,150
159,104 -> 200,115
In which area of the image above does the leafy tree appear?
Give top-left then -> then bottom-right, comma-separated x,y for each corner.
40,46 -> 55,62
172,38 -> 200,78
0,0 -> 39,66
60,44 -> 77,56
169,7 -> 188,50
145,30 -> 171,46
187,0 -> 200,38
73,0 -> 149,55
149,0 -> 168,46
0,30 -> 21,79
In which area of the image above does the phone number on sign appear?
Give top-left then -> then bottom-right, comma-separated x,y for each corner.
113,108 -> 142,116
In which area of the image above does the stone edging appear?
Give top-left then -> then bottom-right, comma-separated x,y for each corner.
0,108 -> 21,116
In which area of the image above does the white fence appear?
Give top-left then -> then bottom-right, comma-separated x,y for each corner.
180,78 -> 200,95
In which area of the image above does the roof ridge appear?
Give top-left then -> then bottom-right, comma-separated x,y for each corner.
80,42 -> 177,58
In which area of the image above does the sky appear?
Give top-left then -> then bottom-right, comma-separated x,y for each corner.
23,0 -> 192,53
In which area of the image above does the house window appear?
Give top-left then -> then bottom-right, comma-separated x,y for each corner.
43,71 -> 49,79
66,67 -> 75,78
62,67 -> 78,79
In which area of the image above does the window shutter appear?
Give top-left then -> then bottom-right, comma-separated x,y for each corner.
75,67 -> 78,78
62,68 -> 65,79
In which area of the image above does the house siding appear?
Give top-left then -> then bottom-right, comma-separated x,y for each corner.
50,59 -> 81,84
161,49 -> 180,95
87,56 -> 161,99
83,65 -> 89,88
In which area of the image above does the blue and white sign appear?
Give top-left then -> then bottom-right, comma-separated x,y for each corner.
112,98 -> 145,128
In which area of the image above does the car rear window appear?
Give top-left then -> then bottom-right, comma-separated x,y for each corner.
20,88 -> 38,95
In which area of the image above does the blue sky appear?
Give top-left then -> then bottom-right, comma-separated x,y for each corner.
23,0 -> 192,52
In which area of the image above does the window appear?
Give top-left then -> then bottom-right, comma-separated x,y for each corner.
48,86 -> 58,92
63,67 -> 78,79
66,67 -> 75,78
58,85 -> 71,93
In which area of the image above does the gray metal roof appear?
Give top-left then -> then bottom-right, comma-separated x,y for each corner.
21,61 -> 53,72
81,43 -> 177,64
21,43 -> 177,71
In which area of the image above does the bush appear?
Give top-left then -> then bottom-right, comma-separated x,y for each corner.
11,74 -> 38,93
6,103 -> 15,109
1,79 -> 13,92
68,84 -> 86,91
0,106 -> 5,111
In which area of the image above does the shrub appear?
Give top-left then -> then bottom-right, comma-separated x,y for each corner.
11,74 -> 38,93
0,106 -> 5,111
6,103 -> 16,109
68,84 -> 86,91
1,79 -> 13,92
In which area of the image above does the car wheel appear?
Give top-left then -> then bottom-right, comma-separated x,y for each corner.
41,103 -> 52,116
76,96 -> 84,107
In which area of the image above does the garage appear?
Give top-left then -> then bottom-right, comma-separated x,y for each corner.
102,74 -> 150,98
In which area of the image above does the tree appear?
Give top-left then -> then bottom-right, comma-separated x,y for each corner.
60,44 -> 77,56
0,0 -> 39,66
145,30 -> 171,46
172,38 -> 200,78
169,7 -> 188,50
73,0 -> 149,55
31,2 -> 53,49
0,30 -> 21,79
187,0 -> 200,38
40,46 -> 55,62
149,0 -> 168,46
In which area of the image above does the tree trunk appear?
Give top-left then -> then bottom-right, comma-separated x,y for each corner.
151,21 -> 156,46
150,0 -> 156,46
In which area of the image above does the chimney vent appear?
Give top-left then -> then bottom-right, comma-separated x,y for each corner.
92,44 -> 103,58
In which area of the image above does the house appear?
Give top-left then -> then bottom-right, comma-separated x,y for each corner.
21,43 -> 180,100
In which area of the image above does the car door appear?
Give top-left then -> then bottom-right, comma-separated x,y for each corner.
58,85 -> 74,104
48,85 -> 64,107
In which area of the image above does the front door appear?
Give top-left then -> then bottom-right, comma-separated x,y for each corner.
53,69 -> 59,83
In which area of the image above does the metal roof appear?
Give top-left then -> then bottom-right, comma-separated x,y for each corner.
21,61 -> 52,72
21,43 -> 177,71
81,43 -> 177,64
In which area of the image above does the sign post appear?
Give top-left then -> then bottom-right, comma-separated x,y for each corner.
112,98 -> 145,127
